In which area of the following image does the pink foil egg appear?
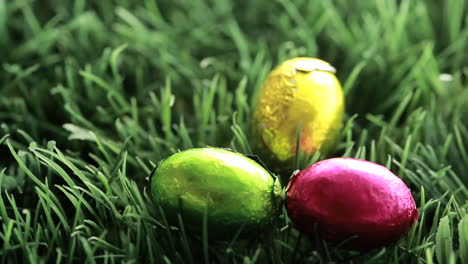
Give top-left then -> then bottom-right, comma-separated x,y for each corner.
286,158 -> 418,250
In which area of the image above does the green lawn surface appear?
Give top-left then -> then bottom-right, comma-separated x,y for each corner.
0,0 -> 468,263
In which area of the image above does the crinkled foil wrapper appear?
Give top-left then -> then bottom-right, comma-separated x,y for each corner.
253,57 -> 344,161
151,148 -> 281,236
286,158 -> 419,250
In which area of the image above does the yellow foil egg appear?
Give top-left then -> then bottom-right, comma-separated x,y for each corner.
253,57 -> 344,161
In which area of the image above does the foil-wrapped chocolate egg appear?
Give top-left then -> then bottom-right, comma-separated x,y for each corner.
286,158 -> 418,250
151,148 -> 281,236
253,57 -> 344,161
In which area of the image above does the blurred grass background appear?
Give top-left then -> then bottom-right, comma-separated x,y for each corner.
0,0 -> 467,263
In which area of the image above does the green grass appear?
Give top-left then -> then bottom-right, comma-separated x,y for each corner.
0,0 -> 468,263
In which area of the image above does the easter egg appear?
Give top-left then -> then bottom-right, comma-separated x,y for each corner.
151,148 -> 281,236
286,158 -> 418,250
253,57 -> 344,161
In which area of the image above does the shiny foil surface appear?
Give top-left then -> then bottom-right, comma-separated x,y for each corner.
286,158 -> 418,250
151,148 -> 281,235
253,57 -> 344,161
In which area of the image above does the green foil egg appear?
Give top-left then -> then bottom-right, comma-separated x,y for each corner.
151,148 -> 281,235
